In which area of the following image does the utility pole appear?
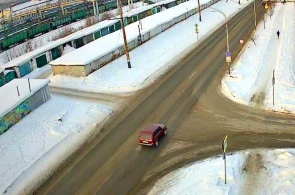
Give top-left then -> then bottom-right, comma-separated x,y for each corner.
272,70 -> 275,105
119,0 -> 132,68
254,0 -> 257,30
197,0 -> 201,21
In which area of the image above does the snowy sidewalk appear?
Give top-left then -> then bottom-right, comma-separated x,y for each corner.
251,4 -> 287,105
222,3 -> 295,113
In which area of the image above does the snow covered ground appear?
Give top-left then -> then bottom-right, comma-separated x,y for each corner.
0,94 -> 112,194
222,3 -> 295,113
1,0 -> 294,193
149,3 -> 295,194
1,0 -> 247,192
50,0 -> 246,93
148,149 -> 295,195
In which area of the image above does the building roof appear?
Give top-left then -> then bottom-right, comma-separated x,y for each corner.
0,78 -> 50,118
141,124 -> 161,133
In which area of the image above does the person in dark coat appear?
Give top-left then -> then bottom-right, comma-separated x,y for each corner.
277,30 -> 280,39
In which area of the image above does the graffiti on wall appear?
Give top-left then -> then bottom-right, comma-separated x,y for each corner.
0,100 -> 30,134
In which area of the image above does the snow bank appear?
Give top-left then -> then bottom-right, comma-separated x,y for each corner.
149,149 -> 295,195
0,94 -> 112,194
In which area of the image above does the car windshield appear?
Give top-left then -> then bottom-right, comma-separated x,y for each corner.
139,133 -> 151,140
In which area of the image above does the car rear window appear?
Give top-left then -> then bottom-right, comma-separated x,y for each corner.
139,133 -> 152,140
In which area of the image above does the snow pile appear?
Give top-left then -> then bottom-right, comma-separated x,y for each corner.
62,44 -> 76,56
148,149 -> 295,195
221,3 -> 295,113
0,95 -> 112,194
50,0 -> 249,93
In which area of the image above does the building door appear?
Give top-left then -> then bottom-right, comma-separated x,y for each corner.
36,54 -> 48,68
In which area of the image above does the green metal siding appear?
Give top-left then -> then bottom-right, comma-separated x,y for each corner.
109,25 -> 115,33
19,62 -> 32,77
36,54 -> 48,68
4,71 -> 16,83
114,21 -> 121,31
132,15 -> 138,22
101,27 -> 109,36
0,76 -> 4,87
51,47 -> 62,60
94,31 -> 101,39
75,38 -> 84,48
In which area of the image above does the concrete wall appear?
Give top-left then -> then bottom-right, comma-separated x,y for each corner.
0,84 -> 51,134
52,65 -> 87,77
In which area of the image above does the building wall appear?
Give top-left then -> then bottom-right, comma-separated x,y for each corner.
0,84 -> 51,134
52,65 -> 87,77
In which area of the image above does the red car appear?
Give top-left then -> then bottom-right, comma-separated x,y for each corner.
138,124 -> 167,147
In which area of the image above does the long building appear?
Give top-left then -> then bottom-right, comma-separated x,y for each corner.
0,78 -> 50,134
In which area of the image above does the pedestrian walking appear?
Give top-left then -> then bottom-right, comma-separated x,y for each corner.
277,30 -> 280,39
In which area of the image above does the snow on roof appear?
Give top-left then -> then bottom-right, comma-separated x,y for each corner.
62,44 -> 76,56
3,70 -> 14,75
0,0 -> 181,69
50,0 -> 197,66
0,68 -> 4,74
0,79 -> 50,118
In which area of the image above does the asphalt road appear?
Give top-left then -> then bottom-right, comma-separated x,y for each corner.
35,2 -> 295,195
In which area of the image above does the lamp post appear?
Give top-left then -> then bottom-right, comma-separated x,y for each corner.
210,8 -> 230,75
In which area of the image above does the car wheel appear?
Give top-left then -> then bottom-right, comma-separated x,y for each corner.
164,130 -> 167,136
155,141 -> 159,147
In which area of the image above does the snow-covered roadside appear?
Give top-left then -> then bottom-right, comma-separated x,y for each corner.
50,0 -> 248,93
221,3 -> 295,113
148,149 -> 295,195
0,95 -> 112,194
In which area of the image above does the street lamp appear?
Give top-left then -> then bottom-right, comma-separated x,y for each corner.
210,8 -> 230,75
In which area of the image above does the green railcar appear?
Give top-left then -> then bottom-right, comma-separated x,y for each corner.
71,9 -> 87,21
2,29 -> 28,49
28,22 -> 51,38
105,0 -> 116,11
